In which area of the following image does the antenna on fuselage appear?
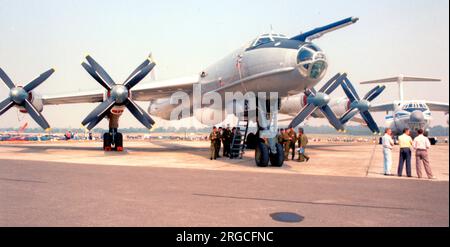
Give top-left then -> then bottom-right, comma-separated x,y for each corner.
360,75 -> 441,101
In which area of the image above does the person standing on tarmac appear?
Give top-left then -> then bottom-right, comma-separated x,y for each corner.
398,128 -> 413,177
282,128 -> 291,160
277,129 -> 285,145
297,128 -> 310,162
209,127 -> 219,160
288,127 -> 297,160
215,127 -> 223,158
222,126 -> 232,158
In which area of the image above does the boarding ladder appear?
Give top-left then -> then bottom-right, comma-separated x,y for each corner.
230,104 -> 250,159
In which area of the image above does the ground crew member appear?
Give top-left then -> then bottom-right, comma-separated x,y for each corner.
413,129 -> 435,179
216,127 -> 223,158
209,127 -> 219,160
282,128 -> 291,160
288,127 -> 297,160
277,129 -> 285,145
222,126 -> 232,157
297,128 -> 310,162
398,128 -> 413,177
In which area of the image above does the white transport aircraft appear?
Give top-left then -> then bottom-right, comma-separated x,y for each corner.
358,75 -> 449,144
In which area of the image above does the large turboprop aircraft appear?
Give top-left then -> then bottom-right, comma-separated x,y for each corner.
2,16 -> 376,167
358,75 -> 449,143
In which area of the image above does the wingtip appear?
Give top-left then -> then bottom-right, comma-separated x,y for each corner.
351,17 -> 360,23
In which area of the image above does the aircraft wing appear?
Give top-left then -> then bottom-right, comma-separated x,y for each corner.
212,67 -> 296,95
42,76 -> 199,105
426,101 -> 449,112
131,76 -> 199,101
42,90 -> 104,105
369,103 -> 396,112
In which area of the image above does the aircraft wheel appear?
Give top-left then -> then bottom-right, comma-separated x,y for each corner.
115,132 -> 124,151
255,141 -> 269,167
269,143 -> 284,167
246,133 -> 257,150
103,133 -> 112,151
429,137 -> 438,145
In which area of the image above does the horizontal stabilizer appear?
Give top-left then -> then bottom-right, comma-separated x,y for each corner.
360,76 -> 441,84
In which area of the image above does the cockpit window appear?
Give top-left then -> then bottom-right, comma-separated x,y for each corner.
254,37 -> 272,47
403,102 -> 428,112
250,33 -> 288,48
297,49 -> 314,63
296,44 -> 327,80
310,61 -> 326,79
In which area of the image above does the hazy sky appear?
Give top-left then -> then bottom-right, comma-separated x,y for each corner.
0,0 -> 448,129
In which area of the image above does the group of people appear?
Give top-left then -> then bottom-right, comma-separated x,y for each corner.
208,126 -> 311,162
277,127 -> 310,162
382,128 -> 436,179
209,126 -> 242,160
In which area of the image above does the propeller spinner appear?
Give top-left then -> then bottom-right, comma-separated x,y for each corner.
0,68 -> 55,130
340,77 -> 386,134
288,73 -> 347,131
81,55 -> 156,130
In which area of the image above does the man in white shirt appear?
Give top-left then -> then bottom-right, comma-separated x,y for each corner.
381,128 -> 395,176
413,129 -> 435,179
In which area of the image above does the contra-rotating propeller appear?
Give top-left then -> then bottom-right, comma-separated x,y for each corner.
0,67 -> 55,130
288,73 -> 347,131
81,55 -> 156,130
339,77 -> 386,134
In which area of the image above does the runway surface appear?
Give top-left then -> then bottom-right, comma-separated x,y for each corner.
0,141 -> 448,226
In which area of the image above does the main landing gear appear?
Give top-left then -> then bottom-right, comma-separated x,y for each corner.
253,99 -> 284,168
103,128 -> 123,152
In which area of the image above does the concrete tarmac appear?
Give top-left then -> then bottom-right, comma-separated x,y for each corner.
0,140 -> 448,226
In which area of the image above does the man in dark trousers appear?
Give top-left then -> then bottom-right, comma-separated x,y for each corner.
222,125 -> 232,157
398,128 -> 413,177
216,127 -> 223,158
297,128 -> 310,162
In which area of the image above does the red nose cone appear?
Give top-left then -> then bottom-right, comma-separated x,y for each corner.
303,95 -> 308,106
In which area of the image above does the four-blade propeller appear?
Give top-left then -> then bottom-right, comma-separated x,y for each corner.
340,77 -> 386,134
288,73 -> 347,131
81,55 -> 156,130
0,68 -> 55,130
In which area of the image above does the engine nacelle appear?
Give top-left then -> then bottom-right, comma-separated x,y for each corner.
280,94 -> 350,118
18,92 -> 44,113
279,94 -> 307,115
148,98 -> 177,120
329,97 -> 351,117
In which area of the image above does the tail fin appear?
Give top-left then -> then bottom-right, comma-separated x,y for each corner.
148,52 -> 157,81
359,75 -> 441,101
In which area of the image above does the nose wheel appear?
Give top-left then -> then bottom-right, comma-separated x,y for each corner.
103,129 -> 123,152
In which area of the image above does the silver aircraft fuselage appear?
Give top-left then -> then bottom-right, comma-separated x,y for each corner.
149,35 -> 329,122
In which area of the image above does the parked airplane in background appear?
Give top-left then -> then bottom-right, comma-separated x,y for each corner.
1,17 -> 387,167
357,75 -> 449,143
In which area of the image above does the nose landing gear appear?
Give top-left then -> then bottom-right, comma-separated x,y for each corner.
103,128 -> 124,152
